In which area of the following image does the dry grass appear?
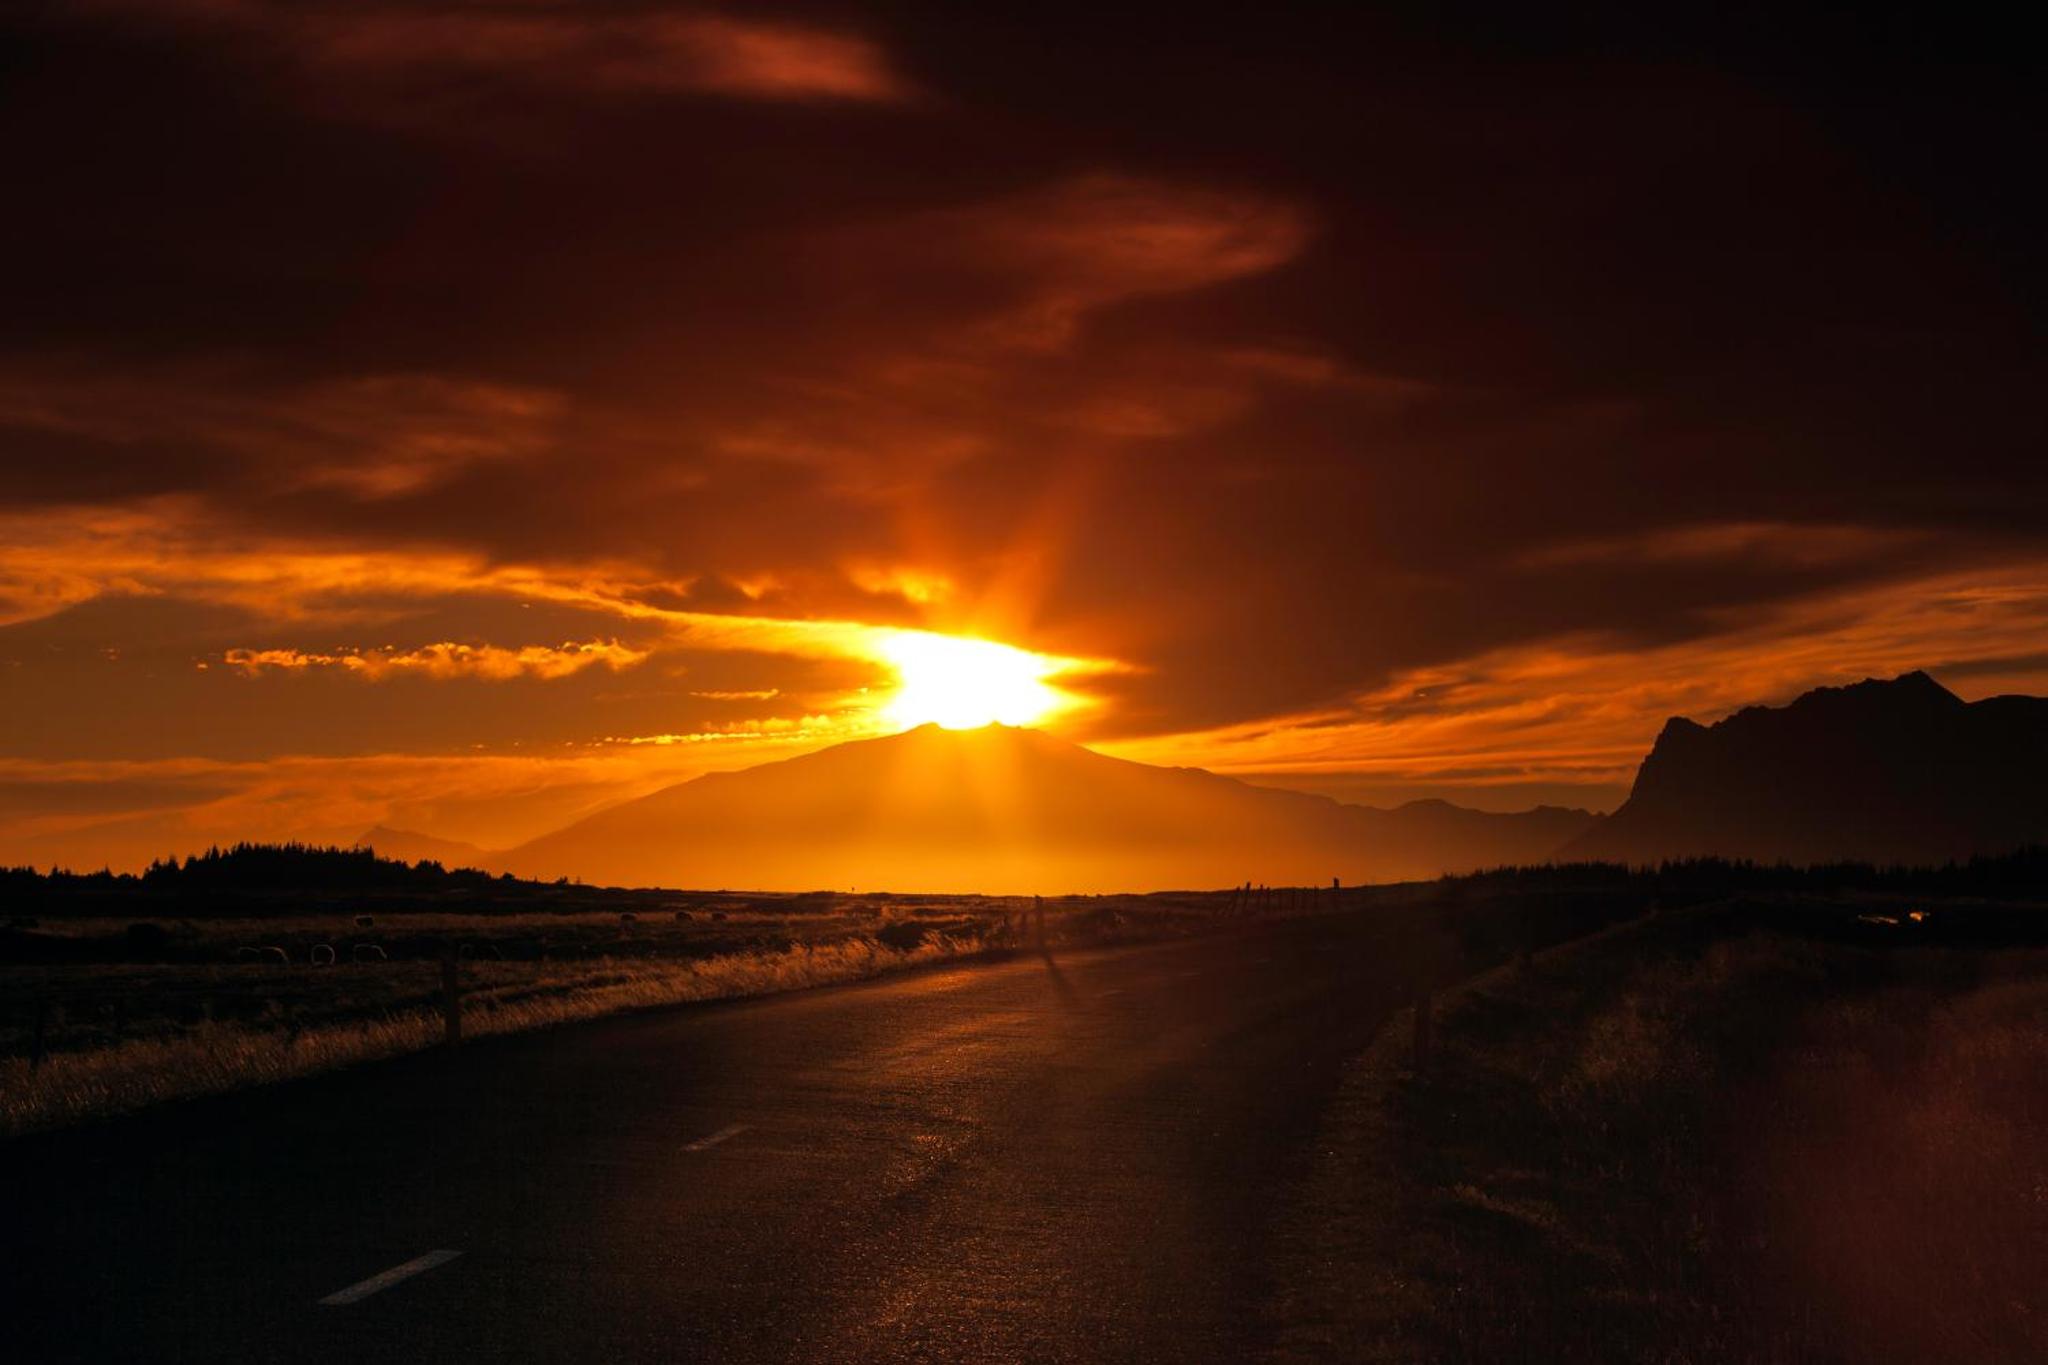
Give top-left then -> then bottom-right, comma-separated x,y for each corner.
0,893 -> 1235,1135
3,931 -> 985,1135
1269,905 -> 2048,1364
1727,978 -> 2048,1364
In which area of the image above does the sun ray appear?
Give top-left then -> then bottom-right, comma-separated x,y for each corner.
877,632 -> 1080,730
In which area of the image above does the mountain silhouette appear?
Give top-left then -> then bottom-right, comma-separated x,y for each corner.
354,825 -> 496,871
1560,671 -> 2048,866
499,723 -> 1596,893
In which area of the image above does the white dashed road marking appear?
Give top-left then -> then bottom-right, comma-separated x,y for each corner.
318,1249 -> 463,1307
684,1123 -> 751,1153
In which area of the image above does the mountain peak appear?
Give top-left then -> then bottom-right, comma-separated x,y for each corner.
1783,669 -> 1961,715
1564,670 -> 2045,866
894,720 -> 1055,743
354,825 -> 495,869
500,723 -> 1597,892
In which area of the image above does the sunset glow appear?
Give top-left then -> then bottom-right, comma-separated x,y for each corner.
7,11 -> 2045,1362
877,633 -> 1077,730
0,1 -> 2040,873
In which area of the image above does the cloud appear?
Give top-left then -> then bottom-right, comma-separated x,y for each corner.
71,2 -> 917,105
643,15 -> 914,103
837,174 -> 1313,350
1101,558 -> 2048,792
4,2 -> 2045,872
223,639 -> 648,681
0,495 -> 1129,774
1519,521 -> 1931,571
21,556 -> 2044,873
0,362 -> 564,499
0,498 -> 1038,664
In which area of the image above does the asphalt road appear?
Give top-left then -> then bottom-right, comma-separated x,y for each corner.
3,912 -> 1447,1363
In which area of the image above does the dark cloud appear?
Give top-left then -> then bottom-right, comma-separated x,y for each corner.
1,1 -> 2044,861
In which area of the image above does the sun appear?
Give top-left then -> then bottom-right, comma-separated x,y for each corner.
878,632 -> 1072,730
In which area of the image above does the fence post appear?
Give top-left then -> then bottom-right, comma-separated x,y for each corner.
1412,986 -> 1434,1070
441,951 -> 462,1046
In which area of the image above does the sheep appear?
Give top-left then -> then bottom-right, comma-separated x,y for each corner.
351,943 -> 388,963
619,912 -> 638,926
310,943 -> 337,966
673,909 -> 693,922
259,946 -> 289,965
354,914 -> 374,928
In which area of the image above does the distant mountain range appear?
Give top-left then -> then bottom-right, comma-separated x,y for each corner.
352,825 -> 496,870
357,671 -> 2048,891
1562,671 -> 2048,867
364,724 -> 1596,893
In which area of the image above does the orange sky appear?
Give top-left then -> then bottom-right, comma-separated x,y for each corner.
2,3 -> 2043,869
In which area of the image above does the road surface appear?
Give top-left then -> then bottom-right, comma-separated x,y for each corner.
3,912 -> 1446,1362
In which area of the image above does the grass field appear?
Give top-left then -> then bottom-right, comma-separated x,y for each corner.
1270,898 -> 2048,1364
0,862 -> 1748,1138
0,891 -> 1236,1135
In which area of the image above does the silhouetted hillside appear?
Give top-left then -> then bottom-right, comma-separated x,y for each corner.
501,723 -> 1597,892
1562,672 -> 2048,866
354,825 -> 496,872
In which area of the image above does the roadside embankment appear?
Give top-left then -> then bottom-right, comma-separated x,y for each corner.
1268,898 -> 2048,1364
